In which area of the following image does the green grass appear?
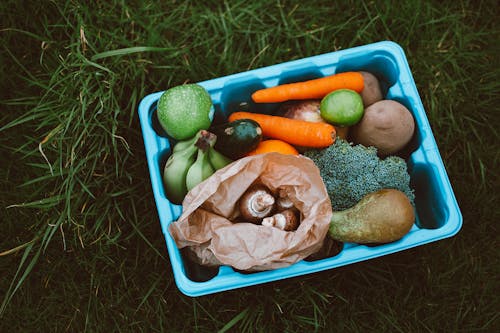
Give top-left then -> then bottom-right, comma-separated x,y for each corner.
1,0 -> 498,331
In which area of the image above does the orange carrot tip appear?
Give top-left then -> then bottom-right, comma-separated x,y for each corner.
251,71 -> 364,103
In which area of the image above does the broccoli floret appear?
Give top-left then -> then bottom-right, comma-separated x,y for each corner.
304,139 -> 415,211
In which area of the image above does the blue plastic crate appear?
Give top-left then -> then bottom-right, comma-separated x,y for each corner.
138,41 -> 462,297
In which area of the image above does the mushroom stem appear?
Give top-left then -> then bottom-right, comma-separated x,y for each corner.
276,189 -> 294,211
261,209 -> 299,231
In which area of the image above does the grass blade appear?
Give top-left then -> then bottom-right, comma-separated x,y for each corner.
217,308 -> 249,333
91,47 -> 169,61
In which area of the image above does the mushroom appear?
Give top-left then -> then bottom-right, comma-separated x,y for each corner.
238,184 -> 276,223
276,189 -> 295,212
261,209 -> 300,231
275,188 -> 295,211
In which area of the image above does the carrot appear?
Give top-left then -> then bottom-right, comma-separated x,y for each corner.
251,71 -> 364,103
228,112 -> 336,148
246,140 -> 299,156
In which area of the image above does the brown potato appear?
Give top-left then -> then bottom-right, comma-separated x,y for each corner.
350,100 -> 415,156
360,71 -> 383,107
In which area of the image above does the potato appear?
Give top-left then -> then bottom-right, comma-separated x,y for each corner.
359,71 -> 383,107
350,100 -> 415,156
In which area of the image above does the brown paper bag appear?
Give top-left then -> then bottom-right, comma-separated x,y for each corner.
168,153 -> 332,271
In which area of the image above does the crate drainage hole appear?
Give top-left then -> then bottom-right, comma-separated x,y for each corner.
181,249 -> 219,282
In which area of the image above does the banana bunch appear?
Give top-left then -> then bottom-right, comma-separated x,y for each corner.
163,130 -> 232,204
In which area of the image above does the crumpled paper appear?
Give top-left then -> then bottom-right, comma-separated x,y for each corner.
168,153 -> 332,271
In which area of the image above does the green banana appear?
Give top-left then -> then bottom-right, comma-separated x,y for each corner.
185,147 -> 215,192
164,129 -> 233,203
208,147 -> 232,170
163,142 -> 198,204
172,130 -> 201,153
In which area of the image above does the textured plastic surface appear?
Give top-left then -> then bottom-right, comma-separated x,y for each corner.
138,41 -> 462,297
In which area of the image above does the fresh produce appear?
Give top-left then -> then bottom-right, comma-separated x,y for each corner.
303,139 -> 414,211
229,112 -> 336,148
275,188 -> 295,211
350,100 -> 415,156
157,84 -> 213,140
334,126 -> 349,141
278,99 -> 324,123
163,138 -> 199,205
163,130 -> 232,204
251,71 -> 364,103
278,100 -> 349,140
172,133 -> 199,153
208,148 -> 233,170
246,139 -> 299,156
359,71 -> 383,107
185,146 -> 215,192
262,208 -> 300,231
328,189 -> 415,243
160,66 -> 418,255
238,184 -> 300,230
320,89 -> 364,126
238,184 -> 276,223
210,119 -> 263,159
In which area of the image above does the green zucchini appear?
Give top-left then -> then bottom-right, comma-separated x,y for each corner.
211,119 -> 262,159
